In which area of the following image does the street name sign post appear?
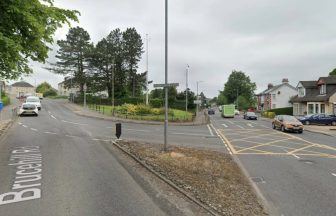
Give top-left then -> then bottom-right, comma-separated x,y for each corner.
153,82 -> 179,151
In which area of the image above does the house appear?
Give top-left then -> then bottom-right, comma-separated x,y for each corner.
256,79 -> 297,111
10,81 -> 35,98
58,79 -> 79,96
291,76 -> 336,116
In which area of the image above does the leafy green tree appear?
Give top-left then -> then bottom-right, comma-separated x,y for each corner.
122,28 -> 144,96
221,70 -> 256,105
217,92 -> 228,105
330,68 -> 336,76
150,89 -> 163,99
237,95 -> 250,111
0,0 -> 79,79
36,82 -> 52,94
49,27 -> 93,93
43,89 -> 57,97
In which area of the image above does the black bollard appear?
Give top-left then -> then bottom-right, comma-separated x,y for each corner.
116,123 -> 122,139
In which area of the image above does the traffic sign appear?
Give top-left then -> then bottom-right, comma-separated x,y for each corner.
83,83 -> 87,91
194,100 -> 201,104
153,83 -> 179,88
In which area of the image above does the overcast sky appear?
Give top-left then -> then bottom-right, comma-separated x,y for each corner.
20,0 -> 336,97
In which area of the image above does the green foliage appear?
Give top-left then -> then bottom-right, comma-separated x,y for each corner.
1,95 -> 10,106
36,82 -> 52,93
330,68 -> 336,76
217,92 -> 228,105
219,70 -> 256,106
150,98 -> 163,108
237,96 -> 250,111
269,107 -> 293,115
262,112 -> 276,119
49,27 -> 93,93
44,89 -> 57,97
0,0 -> 79,79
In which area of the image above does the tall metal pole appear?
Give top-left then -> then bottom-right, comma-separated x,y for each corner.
145,34 -> 149,106
185,65 -> 189,112
196,81 -> 199,115
236,88 -> 239,110
112,61 -> 115,111
164,0 -> 168,151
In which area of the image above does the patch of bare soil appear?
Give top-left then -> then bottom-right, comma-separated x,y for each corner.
118,141 -> 266,216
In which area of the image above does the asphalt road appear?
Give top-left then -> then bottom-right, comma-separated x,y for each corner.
0,99 -> 218,216
210,110 -> 336,216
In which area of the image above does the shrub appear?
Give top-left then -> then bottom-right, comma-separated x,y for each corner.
44,89 -> 57,97
151,108 -> 165,115
269,107 -> 293,115
1,95 -> 10,106
262,111 -> 276,119
150,98 -> 163,108
135,104 -> 151,115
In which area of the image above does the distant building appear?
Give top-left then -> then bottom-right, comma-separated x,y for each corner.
10,81 -> 35,98
58,80 -> 79,96
291,76 -> 336,116
256,79 -> 297,111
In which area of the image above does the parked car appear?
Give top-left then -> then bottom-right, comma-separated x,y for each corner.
19,103 -> 39,116
234,109 -> 240,115
218,106 -> 223,112
243,112 -> 258,120
299,114 -> 336,126
26,96 -> 42,110
208,108 -> 215,115
272,115 -> 303,133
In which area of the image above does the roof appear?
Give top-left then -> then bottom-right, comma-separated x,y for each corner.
256,83 -> 296,95
299,81 -> 316,88
317,76 -> 336,85
11,81 -> 34,88
291,85 -> 336,103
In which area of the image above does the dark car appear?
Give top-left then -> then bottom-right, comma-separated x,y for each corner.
208,108 -> 215,115
243,112 -> 258,120
272,115 -> 303,133
299,114 -> 336,126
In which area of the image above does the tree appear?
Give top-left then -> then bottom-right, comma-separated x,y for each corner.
220,70 -> 256,105
330,68 -> 336,76
0,0 -> 79,79
36,82 -> 52,94
217,91 -> 228,105
122,28 -> 144,97
237,95 -> 250,110
49,27 -> 93,93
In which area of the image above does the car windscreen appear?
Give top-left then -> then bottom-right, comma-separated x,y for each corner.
247,112 -> 256,116
26,98 -> 39,102
22,104 -> 36,109
283,115 -> 297,121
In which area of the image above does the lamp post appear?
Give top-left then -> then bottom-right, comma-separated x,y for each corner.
145,33 -> 149,106
185,65 -> 189,112
196,81 -> 203,115
164,0 -> 168,151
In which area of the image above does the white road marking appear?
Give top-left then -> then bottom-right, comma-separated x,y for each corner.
247,123 -> 253,128
124,128 -> 150,132
50,115 -> 57,120
18,122 -> 22,125
227,120 -> 234,124
222,123 -> 228,128
171,132 -> 210,137
332,173 -> 336,177
22,125 -> 27,128
30,128 -> 38,132
236,125 -> 244,129
65,134 -> 77,138
48,111 -> 51,114
207,124 -> 214,136
292,154 -> 301,159
44,131 -> 57,135
61,120 -> 87,126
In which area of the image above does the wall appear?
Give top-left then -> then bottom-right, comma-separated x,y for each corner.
269,84 -> 297,109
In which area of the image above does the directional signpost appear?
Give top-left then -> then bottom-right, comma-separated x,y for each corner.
153,82 -> 179,151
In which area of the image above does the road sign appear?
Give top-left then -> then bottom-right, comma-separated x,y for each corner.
83,83 -> 87,91
153,83 -> 179,88
194,100 -> 201,104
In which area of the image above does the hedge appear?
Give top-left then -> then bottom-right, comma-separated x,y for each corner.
269,107 -> 293,115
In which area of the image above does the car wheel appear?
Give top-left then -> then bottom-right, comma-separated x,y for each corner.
298,130 -> 303,134
281,125 -> 285,132
305,121 -> 310,125
332,121 -> 336,126
272,123 -> 276,129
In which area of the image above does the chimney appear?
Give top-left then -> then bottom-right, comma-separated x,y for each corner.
268,83 -> 274,89
282,78 -> 289,84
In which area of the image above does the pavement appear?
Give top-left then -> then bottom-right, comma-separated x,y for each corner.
210,112 -> 336,216
0,99 -> 223,216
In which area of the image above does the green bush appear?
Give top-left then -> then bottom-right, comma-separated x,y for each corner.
150,98 -> 163,108
269,107 -> 293,115
262,111 -> 276,119
44,89 -> 57,97
1,95 -> 10,106
135,104 -> 151,115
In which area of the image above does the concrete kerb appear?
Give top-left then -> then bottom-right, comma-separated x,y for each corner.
63,102 -> 209,126
111,140 -> 220,216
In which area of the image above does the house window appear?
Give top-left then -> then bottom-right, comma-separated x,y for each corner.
272,104 -> 276,109
315,104 -> 320,113
321,104 -> 325,113
308,104 -> 314,114
293,103 -> 299,115
272,94 -> 276,100
320,84 -> 326,95
298,87 -> 305,97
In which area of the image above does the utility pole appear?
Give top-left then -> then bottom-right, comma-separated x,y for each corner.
196,81 -> 203,115
145,34 -> 149,106
236,88 -> 239,110
185,65 -> 189,112
164,0 -> 168,151
112,60 -> 115,115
